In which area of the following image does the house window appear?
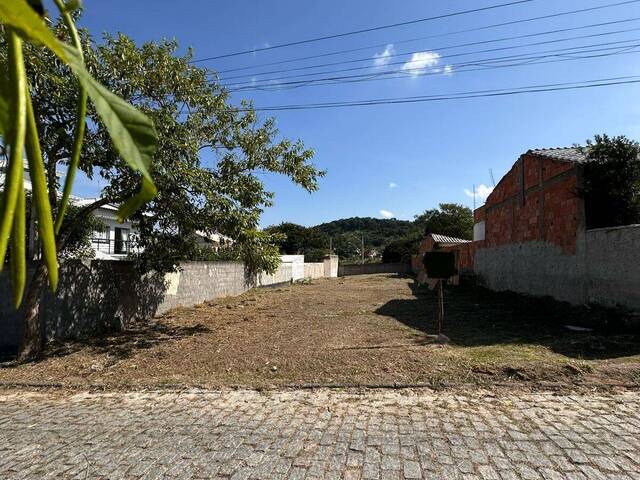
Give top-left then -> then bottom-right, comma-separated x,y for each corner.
94,226 -> 110,240
114,227 -> 130,254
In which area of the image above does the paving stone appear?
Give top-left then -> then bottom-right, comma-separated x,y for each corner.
0,390 -> 637,480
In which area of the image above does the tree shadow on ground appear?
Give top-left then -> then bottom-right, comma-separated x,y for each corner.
43,320 -> 210,362
375,279 -> 640,360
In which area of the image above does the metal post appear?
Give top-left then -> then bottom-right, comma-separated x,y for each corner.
438,279 -> 444,336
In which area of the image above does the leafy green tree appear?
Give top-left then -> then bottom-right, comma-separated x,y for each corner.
414,203 -> 474,240
579,134 -> 640,229
381,235 -> 421,263
265,222 -> 329,262
87,34 -> 322,273
1,11 -> 322,360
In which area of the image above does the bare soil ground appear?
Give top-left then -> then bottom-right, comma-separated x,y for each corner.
1,274 -> 639,390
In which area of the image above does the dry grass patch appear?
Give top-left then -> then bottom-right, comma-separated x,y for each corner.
1,274 -> 639,390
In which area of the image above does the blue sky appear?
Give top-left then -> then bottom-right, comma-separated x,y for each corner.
65,0 -> 640,226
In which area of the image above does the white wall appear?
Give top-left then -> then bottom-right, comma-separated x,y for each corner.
280,255 -> 305,281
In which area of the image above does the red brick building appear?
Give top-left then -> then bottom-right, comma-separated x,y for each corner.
412,233 -> 473,285
475,147 -> 585,254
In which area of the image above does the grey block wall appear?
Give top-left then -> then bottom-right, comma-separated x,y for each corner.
475,241 -> 587,305
338,263 -> 411,276
1,261 -> 168,354
0,260 -> 252,354
155,261 -> 253,315
1,256 -> 343,354
475,224 -> 640,310
585,225 -> 640,309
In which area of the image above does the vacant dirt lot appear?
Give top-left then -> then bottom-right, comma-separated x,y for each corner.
1,274 -> 639,390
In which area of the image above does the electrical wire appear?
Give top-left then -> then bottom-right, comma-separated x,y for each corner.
192,0 -> 536,61
228,38 -> 640,90
216,76 -> 640,112
198,0 -> 640,69
220,23 -> 640,83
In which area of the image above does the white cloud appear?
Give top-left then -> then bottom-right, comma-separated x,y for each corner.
443,64 -> 454,76
401,51 -> 441,77
388,182 -> 397,189
379,209 -> 394,219
464,184 -> 494,202
373,44 -> 395,67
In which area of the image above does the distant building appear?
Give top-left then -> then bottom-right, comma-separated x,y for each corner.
412,233 -> 473,286
1,161 -> 140,260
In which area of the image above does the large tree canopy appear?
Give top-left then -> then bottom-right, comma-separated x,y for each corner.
0,12 -> 322,361
9,19 -> 323,274
579,134 -> 640,229
264,222 -> 329,262
414,203 -> 474,240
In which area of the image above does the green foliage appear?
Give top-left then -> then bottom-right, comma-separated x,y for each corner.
578,134 -> 640,229
382,234 -> 421,263
315,217 -> 421,263
54,205 -> 104,259
265,222 -> 329,262
414,203 -> 474,240
0,1 -> 158,307
14,22 -> 322,276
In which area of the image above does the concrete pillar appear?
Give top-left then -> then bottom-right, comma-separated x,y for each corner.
323,255 -> 339,278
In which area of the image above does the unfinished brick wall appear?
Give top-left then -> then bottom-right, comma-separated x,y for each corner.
483,154 -> 580,254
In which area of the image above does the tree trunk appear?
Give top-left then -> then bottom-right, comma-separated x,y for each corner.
15,196 -> 113,363
17,262 -> 47,362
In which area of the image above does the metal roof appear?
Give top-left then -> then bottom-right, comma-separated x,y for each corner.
429,233 -> 472,246
527,147 -> 588,163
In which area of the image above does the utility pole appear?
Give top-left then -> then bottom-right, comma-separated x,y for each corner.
361,233 -> 364,265
329,236 -> 332,255
472,184 -> 476,211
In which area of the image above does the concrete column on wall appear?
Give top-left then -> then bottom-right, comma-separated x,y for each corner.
323,255 -> 339,278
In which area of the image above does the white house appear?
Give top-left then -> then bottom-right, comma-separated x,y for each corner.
1,160 -> 139,261
74,198 -> 140,260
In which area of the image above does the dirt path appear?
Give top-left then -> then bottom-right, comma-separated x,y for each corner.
1,274 -> 639,389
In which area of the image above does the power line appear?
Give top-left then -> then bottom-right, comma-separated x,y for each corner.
226,37 -> 640,88
205,0 -> 640,71
227,38 -> 640,90
221,23 -> 640,83
218,76 -> 640,112
191,0 -> 535,62
232,46 -> 640,93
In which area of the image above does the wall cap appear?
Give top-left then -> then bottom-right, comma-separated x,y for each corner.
586,224 -> 640,234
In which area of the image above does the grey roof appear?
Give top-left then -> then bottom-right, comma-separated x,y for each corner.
527,147 -> 588,163
429,233 -> 472,246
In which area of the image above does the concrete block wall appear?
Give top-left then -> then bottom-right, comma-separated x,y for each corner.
0,260 -> 169,354
257,263 -> 293,287
280,255 -> 305,281
156,261 -> 252,315
338,263 -> 411,276
476,224 -> 640,310
585,224 -> 640,309
323,255 -> 339,278
475,241 -> 586,305
304,263 -> 325,279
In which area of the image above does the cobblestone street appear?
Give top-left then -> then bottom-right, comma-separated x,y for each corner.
1,389 -> 639,479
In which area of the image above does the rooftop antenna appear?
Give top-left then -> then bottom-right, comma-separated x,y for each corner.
489,168 -> 496,187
